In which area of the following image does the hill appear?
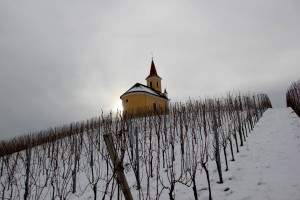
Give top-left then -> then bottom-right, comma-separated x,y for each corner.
205,108 -> 300,200
3,95 -> 300,199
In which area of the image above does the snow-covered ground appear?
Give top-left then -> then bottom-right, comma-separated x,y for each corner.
1,107 -> 299,200
205,108 -> 300,200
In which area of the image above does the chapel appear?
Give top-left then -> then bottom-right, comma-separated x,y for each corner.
120,59 -> 169,116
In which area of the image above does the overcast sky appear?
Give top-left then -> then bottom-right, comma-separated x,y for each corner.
0,0 -> 299,140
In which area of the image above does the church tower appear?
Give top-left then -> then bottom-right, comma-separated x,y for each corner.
146,59 -> 162,92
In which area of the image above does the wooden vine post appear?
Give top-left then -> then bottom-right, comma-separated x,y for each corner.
103,133 -> 133,200
213,111 -> 223,184
24,139 -> 32,200
135,127 -> 141,190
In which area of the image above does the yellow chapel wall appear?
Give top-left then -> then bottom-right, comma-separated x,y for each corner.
121,93 -> 168,116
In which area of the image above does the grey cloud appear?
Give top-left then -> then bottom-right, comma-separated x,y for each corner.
1,0 -> 300,140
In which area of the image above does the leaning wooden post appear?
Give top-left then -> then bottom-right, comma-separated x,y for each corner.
103,133 -> 133,200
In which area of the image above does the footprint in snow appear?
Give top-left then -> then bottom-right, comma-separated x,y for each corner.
225,190 -> 233,196
199,187 -> 208,191
237,167 -> 243,171
257,181 -> 266,186
240,154 -> 247,158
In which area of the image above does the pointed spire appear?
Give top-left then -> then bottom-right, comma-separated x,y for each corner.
146,59 -> 161,79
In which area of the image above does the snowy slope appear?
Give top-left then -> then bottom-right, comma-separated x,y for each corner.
1,108 -> 299,200
207,108 -> 300,200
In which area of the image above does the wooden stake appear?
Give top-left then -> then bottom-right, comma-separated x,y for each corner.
135,127 -> 141,190
103,133 -> 133,200
213,111 -> 223,183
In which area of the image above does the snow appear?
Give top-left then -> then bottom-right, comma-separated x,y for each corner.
203,108 -> 300,200
1,108 -> 300,199
126,108 -> 300,200
124,84 -> 160,97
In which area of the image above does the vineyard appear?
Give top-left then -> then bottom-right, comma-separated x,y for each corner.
286,79 -> 300,117
0,92 -> 272,200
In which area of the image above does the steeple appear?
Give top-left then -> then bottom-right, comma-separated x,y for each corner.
146,59 -> 161,80
146,59 -> 162,92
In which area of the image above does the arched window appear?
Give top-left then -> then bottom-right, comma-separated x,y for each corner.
150,82 -> 152,88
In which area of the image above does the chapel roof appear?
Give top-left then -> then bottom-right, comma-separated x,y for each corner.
120,83 -> 168,100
